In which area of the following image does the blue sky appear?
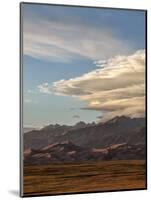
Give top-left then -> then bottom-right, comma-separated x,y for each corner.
22,3 -> 146,127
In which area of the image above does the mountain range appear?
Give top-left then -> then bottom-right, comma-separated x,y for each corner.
23,116 -> 146,164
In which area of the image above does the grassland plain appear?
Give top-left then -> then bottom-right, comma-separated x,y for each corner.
23,160 -> 146,196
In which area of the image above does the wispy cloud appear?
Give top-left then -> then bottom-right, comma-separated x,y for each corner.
48,50 -> 145,120
73,115 -> 80,119
38,82 -> 52,94
23,16 -> 134,62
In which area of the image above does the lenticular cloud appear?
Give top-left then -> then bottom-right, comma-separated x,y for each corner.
51,50 -> 145,120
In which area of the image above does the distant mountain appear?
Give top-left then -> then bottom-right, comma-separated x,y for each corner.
24,124 -> 71,149
58,116 -> 145,149
24,121 -> 96,149
74,121 -> 87,129
23,116 -> 146,164
23,127 -> 37,133
74,121 -> 95,129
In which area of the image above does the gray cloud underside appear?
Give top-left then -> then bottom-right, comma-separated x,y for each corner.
24,17 -> 134,62
47,50 -> 145,120
73,115 -> 80,119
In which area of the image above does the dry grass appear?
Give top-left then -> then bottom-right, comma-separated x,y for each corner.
23,160 -> 146,196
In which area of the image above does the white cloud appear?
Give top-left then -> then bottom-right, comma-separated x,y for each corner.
23,17 -> 134,62
38,82 -> 52,94
50,50 -> 146,120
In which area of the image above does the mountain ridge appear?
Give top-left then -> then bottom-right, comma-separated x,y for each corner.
24,116 -> 146,164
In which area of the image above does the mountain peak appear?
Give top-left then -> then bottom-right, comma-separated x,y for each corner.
106,115 -> 131,124
75,121 -> 86,128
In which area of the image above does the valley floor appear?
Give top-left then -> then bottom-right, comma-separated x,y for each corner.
23,160 -> 146,197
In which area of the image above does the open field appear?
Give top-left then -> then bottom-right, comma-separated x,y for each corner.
23,160 -> 146,196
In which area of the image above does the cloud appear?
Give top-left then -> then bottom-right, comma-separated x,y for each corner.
23,16 -> 134,62
38,83 -> 52,94
73,115 -> 80,119
51,50 -> 145,120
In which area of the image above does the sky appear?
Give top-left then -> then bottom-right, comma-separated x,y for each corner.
22,3 -> 146,128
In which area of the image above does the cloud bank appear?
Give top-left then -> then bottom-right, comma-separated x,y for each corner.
48,50 -> 145,120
